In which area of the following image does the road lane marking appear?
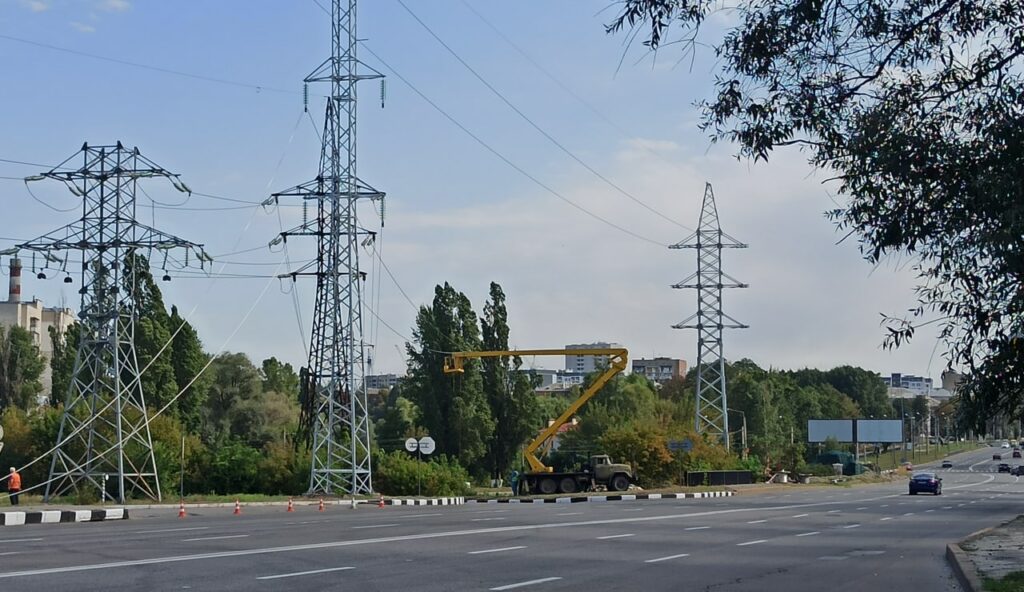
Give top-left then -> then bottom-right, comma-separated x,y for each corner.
397,513 -> 442,518
183,535 -> 250,542
942,506 -> 953,509
684,526 -> 709,531
351,524 -> 398,529
795,532 -> 819,537
856,507 -> 868,510
472,518 -> 507,522
747,520 -> 767,524
469,546 -> 526,554
826,510 -> 841,514
597,534 -> 634,540
645,553 -> 690,563
0,498 -> 895,580
903,513 -> 914,516
136,527 -> 209,534
925,509 -> 935,513
791,514 -> 808,518
819,556 -> 849,561
737,540 -> 767,546
842,524 -> 861,529
0,552 -> 20,557
491,577 -> 562,590
622,508 -> 644,512
556,512 -> 582,516
880,517 -> 893,521
0,539 -> 42,544
257,566 -> 354,580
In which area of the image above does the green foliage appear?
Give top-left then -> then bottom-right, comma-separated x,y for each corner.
608,0 -> 1024,422
260,357 -> 299,398
600,424 -> 674,487
48,323 -> 78,407
404,283 -> 493,471
373,450 -> 471,496
0,324 -> 45,410
202,439 -> 263,495
170,306 -> 210,432
480,282 -> 540,479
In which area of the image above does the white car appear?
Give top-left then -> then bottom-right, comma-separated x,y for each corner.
1003,442 -> 1011,448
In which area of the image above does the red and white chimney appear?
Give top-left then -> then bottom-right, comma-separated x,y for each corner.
8,257 -> 21,303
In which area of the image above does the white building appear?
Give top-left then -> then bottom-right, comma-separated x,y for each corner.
631,357 -> 687,384
0,258 -> 75,404
563,342 -> 625,373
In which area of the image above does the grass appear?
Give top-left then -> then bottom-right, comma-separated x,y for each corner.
985,571 -> 1024,592
871,441 -> 984,471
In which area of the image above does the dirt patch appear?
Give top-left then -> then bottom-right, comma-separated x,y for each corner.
961,516 -> 1024,581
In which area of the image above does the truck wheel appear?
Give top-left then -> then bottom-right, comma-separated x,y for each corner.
539,478 -> 557,495
609,474 -> 630,492
558,477 -> 577,494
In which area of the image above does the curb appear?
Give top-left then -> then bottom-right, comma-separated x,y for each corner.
470,491 -> 734,504
946,543 -> 985,592
385,497 -> 466,506
1,508 -> 128,527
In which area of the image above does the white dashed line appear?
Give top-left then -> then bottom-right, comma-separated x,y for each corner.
183,535 -> 250,542
597,534 -> 635,540
491,577 -> 563,590
136,527 -> 209,534
645,553 -> 690,563
880,517 -> 893,521
351,524 -> 399,529
737,540 -> 767,546
842,524 -> 861,529
257,567 -> 354,580
684,526 -> 710,531
791,514 -> 809,518
747,520 -> 767,524
795,532 -> 819,537
469,546 -> 526,555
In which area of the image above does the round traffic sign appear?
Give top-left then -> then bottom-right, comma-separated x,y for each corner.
418,436 -> 436,455
404,437 -> 418,452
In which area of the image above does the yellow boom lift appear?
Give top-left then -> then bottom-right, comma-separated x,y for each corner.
444,348 -> 636,495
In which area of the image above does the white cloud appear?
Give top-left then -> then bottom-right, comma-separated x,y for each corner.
99,0 -> 130,11
70,21 -> 96,33
21,0 -> 49,12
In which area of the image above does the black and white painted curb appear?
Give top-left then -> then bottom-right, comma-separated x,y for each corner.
471,491 -> 734,504
1,507 -> 128,526
385,497 -> 466,506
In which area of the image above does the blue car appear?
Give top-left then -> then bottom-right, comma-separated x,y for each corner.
909,472 -> 942,495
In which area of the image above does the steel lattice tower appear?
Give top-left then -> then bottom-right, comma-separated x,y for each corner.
10,142 -> 208,503
671,183 -> 747,449
271,0 -> 383,495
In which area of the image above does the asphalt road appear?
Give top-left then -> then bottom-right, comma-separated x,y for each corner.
0,445 -> 1020,592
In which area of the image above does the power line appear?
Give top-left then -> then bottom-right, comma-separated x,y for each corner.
396,0 -> 692,233
360,42 -> 667,247
0,33 -> 299,96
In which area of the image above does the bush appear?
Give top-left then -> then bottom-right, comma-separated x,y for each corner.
373,451 -> 471,496
804,463 -> 837,477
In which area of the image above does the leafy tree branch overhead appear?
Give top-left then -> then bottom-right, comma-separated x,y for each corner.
609,0 -> 1024,423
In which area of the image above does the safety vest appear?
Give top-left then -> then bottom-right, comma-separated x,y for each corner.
9,472 -> 21,491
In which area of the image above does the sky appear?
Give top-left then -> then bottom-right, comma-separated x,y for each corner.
0,0 -> 946,381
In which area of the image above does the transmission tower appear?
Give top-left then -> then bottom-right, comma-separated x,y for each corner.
8,142 -> 209,503
270,0 -> 384,495
671,182 -> 747,449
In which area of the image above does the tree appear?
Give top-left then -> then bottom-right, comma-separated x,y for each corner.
260,357 -> 299,398
123,253 -> 177,411
201,352 -> 263,444
608,0 -> 1024,423
0,325 -> 45,410
404,283 -> 494,472
169,306 -> 210,432
48,322 -> 78,407
480,282 -> 539,480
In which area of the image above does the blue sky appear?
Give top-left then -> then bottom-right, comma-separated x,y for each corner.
0,1 -> 945,381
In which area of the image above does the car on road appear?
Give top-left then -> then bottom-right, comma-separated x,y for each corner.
1014,450 -> 1022,459
997,463 -> 1012,473
909,472 -> 942,495
941,460 -> 954,468
1012,466 -> 1024,476
1002,441 -> 1011,448
993,453 -> 1003,460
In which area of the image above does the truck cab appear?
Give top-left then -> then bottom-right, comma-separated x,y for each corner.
589,455 -> 635,492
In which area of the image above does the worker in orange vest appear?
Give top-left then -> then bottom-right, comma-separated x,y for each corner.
7,467 -> 21,506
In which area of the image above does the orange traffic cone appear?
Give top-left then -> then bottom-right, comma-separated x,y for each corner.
318,498 -> 325,512
287,498 -> 294,512
377,494 -> 385,509
178,500 -> 186,519
233,499 -> 241,515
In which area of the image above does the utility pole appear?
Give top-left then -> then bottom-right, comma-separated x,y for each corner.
270,0 -> 384,496
7,142 -> 209,503
672,183 -> 747,449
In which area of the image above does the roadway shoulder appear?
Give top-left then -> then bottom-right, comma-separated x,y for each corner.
0,507 -> 128,527
469,491 -> 733,504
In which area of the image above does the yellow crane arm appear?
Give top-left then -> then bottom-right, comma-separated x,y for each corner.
443,348 -> 628,473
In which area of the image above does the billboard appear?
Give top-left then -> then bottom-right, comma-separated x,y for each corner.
856,419 -> 903,443
807,419 -> 853,443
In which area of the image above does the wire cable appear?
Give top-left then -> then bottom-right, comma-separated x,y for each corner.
396,0 -> 692,233
360,42 -> 667,247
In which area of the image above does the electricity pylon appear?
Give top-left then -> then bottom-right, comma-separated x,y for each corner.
270,0 -> 384,495
671,183 -> 747,449
10,142 -> 209,503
